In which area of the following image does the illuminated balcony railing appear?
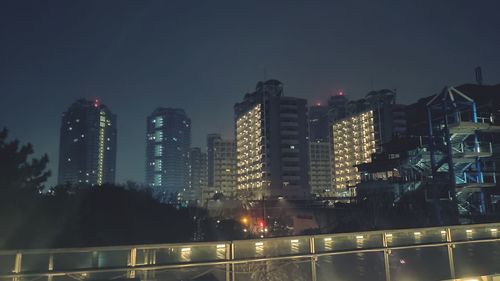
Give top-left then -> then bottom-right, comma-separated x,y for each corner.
1,223 -> 500,281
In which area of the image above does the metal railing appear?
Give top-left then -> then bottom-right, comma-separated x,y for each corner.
1,222 -> 500,281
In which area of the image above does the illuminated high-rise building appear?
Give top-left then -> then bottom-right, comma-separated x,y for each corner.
331,89 -> 406,191
145,108 -> 191,202
57,99 -> 117,186
206,134 -> 236,197
332,110 -> 376,190
235,79 -> 310,200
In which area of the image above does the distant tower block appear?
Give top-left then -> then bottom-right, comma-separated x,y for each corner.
475,66 -> 483,85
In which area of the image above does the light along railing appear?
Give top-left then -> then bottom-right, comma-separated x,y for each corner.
0,222 -> 500,281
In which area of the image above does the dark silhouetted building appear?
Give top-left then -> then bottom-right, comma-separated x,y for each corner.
206,134 -> 236,197
57,99 -> 117,186
235,79 -> 310,200
327,91 -> 348,122
308,104 -> 333,196
145,108 -> 191,202
309,105 -> 330,142
189,147 -> 207,203
309,142 -> 333,196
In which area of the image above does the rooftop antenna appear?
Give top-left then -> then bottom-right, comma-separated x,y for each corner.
263,67 -> 268,81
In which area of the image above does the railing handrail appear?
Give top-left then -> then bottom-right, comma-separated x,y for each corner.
1,235 -> 500,279
1,222 -> 498,255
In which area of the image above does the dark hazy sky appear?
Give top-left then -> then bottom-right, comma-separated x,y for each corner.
1,0 -> 499,186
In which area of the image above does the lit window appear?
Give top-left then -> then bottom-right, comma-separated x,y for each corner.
154,159 -> 162,171
155,130 -> 163,142
154,116 -> 163,128
154,144 -> 163,157
154,174 -> 162,186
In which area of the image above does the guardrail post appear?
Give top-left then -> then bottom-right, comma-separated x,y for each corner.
383,233 -> 391,281
48,254 -> 54,281
446,228 -> 456,279
150,249 -> 157,279
128,248 -> 137,279
225,243 -> 230,281
91,251 -> 98,268
310,237 -> 317,281
229,242 -> 235,281
12,252 -> 22,281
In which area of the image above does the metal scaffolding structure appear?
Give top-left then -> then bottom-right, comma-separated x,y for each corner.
427,87 -> 499,215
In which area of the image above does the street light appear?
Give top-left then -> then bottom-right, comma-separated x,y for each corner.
241,216 -> 249,225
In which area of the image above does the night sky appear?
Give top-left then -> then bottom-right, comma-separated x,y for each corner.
1,1 -> 499,186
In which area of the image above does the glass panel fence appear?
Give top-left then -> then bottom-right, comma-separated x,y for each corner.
150,242 -> 229,264
453,240 -> 500,278
18,253 -> 50,273
388,246 -> 451,281
385,227 -> 447,247
2,223 -> 500,281
0,254 -> 15,274
233,237 -> 310,259
450,223 -> 500,241
234,258 -> 311,281
316,252 -> 385,281
93,249 -> 130,268
52,251 -> 95,271
314,232 -> 383,253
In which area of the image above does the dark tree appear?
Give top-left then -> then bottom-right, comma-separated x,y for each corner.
0,128 -> 51,193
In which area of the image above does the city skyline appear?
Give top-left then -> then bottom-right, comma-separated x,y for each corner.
1,1 -> 499,186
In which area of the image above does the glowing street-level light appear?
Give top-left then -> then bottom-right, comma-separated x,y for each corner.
241,216 -> 249,225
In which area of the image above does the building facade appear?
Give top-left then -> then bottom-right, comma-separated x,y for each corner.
327,91 -> 348,122
145,108 -> 191,202
332,110 -> 376,190
58,99 -> 117,186
188,147 -> 207,203
308,104 -> 333,196
235,79 -> 310,200
309,105 -> 330,143
309,141 -> 333,196
206,134 -> 237,197
331,89 -> 406,191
